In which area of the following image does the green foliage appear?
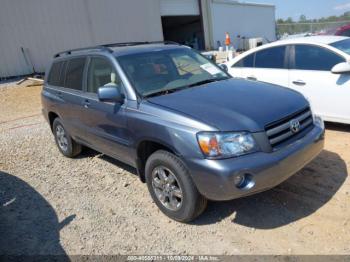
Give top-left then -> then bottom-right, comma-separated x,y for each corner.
276,12 -> 350,37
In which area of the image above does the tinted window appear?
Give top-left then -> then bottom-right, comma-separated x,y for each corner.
294,45 -> 344,71
255,46 -> 286,69
233,53 -> 254,68
64,58 -> 86,90
87,57 -> 122,94
330,39 -> 350,55
48,61 -> 64,86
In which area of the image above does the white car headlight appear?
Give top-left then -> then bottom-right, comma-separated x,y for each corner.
197,132 -> 258,159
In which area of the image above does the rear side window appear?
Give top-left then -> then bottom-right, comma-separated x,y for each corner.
64,58 -> 86,90
255,46 -> 287,69
48,61 -> 65,86
233,53 -> 254,68
294,45 -> 344,71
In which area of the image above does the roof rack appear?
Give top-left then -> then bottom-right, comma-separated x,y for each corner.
54,46 -> 110,58
54,41 -> 180,58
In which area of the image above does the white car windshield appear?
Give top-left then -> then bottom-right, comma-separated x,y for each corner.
330,39 -> 350,55
117,48 -> 229,97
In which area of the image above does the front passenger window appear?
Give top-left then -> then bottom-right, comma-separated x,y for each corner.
87,57 -> 122,94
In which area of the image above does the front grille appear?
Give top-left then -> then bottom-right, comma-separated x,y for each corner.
265,107 -> 313,148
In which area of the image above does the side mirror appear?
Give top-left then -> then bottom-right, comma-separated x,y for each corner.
219,64 -> 228,72
331,62 -> 350,74
98,85 -> 125,103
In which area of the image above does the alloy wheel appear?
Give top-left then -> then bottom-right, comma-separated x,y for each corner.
151,166 -> 183,211
56,125 -> 68,152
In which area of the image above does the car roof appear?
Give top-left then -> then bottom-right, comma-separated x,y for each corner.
52,43 -> 188,61
227,35 -> 350,66
275,35 -> 349,46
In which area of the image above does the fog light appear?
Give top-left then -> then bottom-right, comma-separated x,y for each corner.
234,173 -> 255,190
233,174 -> 246,188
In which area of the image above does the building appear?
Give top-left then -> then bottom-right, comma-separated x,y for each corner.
0,0 -> 276,77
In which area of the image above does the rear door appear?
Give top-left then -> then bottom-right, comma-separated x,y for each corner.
288,44 -> 350,122
79,56 -> 133,165
60,56 -> 89,142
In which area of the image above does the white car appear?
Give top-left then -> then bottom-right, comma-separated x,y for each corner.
226,36 -> 350,124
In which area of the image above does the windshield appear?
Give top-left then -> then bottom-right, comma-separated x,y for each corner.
117,48 -> 229,97
330,39 -> 350,55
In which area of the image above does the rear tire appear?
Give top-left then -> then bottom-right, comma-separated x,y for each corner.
53,118 -> 82,158
145,150 -> 207,222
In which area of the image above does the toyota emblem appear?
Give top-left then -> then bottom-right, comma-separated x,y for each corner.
290,119 -> 301,133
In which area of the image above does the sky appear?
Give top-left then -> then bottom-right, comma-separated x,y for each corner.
249,0 -> 350,19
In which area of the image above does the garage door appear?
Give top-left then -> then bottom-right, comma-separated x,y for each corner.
160,0 -> 199,16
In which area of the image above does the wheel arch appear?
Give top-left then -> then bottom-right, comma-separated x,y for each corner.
135,138 -> 181,183
48,111 -> 60,132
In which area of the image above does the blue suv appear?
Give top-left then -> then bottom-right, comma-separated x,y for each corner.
42,42 -> 325,222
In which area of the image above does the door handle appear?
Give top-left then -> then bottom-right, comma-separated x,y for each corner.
83,99 -> 90,108
57,91 -> 63,97
247,76 -> 257,81
292,80 -> 306,86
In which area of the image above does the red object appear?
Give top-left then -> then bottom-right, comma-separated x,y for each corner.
225,32 -> 231,46
334,24 -> 350,36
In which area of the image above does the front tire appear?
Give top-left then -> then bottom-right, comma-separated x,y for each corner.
53,118 -> 82,158
145,150 -> 207,222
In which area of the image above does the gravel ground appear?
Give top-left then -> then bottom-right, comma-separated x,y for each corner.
0,83 -> 349,255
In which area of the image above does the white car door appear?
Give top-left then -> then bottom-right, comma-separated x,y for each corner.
229,46 -> 289,88
288,44 -> 350,123
228,52 -> 255,79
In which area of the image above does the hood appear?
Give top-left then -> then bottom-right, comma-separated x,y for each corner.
147,78 -> 309,132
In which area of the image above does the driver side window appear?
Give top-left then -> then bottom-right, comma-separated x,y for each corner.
87,57 -> 123,94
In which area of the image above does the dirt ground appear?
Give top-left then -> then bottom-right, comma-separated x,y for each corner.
0,82 -> 349,255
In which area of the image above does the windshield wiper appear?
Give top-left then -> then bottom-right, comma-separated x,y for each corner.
143,77 -> 230,98
188,77 -> 229,88
143,86 -> 186,98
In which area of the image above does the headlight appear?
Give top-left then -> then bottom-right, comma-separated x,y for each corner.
197,132 -> 258,159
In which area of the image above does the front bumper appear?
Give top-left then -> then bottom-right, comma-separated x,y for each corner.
185,123 -> 325,201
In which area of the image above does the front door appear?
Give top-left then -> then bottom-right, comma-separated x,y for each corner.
80,56 -> 133,165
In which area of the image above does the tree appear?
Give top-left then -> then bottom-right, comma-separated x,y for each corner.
299,15 -> 307,22
286,17 -> 294,23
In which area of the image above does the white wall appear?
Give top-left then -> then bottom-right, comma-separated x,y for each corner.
209,0 -> 276,49
160,0 -> 200,16
0,0 -> 163,77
